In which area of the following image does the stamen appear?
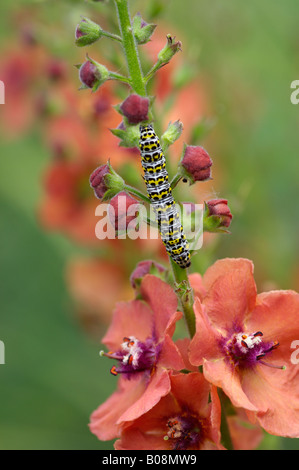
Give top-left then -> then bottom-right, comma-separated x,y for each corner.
110,365 -> 118,376
100,350 -> 123,361
259,360 -> 286,370
223,330 -> 284,370
100,336 -> 157,377
253,331 -> 263,337
256,353 -> 266,360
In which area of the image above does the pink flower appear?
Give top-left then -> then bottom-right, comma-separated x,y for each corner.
114,372 -> 223,450
89,275 -> 184,441
189,258 -> 299,437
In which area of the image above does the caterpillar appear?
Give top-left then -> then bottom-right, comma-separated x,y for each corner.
139,124 -> 191,269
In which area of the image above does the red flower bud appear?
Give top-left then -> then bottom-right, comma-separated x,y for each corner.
180,145 -> 213,184
108,191 -> 140,232
79,58 -> 109,91
75,18 -> 102,47
205,199 -> 233,230
119,94 -> 149,125
75,20 -> 86,39
89,164 -> 110,200
90,163 -> 125,201
130,260 -> 166,289
79,60 -> 98,89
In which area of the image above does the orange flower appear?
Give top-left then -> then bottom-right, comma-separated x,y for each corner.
0,42 -> 46,137
115,373 -> 223,450
65,257 -> 132,329
89,275 -> 184,441
39,158 -> 101,245
189,258 -> 299,437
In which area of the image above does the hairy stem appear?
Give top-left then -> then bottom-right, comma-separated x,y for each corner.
101,30 -> 123,42
115,0 -> 196,338
170,258 -> 195,338
124,184 -> 151,204
114,0 -> 147,97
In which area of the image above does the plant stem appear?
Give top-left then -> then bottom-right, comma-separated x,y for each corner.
115,0 -> 196,338
218,389 -> 234,450
124,184 -> 150,204
144,60 -> 164,84
109,71 -> 131,84
170,258 -> 196,338
170,172 -> 183,189
101,30 -> 123,42
114,0 -> 147,97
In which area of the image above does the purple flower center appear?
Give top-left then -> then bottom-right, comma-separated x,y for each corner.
222,330 -> 283,369
164,413 -> 201,450
101,336 -> 158,378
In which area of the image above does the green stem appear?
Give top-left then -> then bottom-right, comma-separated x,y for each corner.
109,71 -> 131,84
114,0 -> 147,97
170,258 -> 196,338
170,172 -> 183,189
115,0 -> 196,338
144,60 -> 164,84
218,389 -> 234,450
125,184 -> 150,204
101,30 -> 123,42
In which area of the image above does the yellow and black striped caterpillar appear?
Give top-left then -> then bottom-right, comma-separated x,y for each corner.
139,124 -> 191,269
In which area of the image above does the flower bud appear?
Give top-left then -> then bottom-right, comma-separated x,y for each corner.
158,34 -> 182,64
130,260 -> 166,289
110,121 -> 140,148
161,120 -> 183,150
119,94 -> 149,125
132,12 -> 157,45
90,162 -> 124,201
79,57 -> 109,92
179,145 -> 213,184
75,18 -> 102,47
203,199 -> 232,232
108,191 -> 140,232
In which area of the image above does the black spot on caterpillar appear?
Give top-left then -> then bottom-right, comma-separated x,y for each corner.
139,124 -> 191,269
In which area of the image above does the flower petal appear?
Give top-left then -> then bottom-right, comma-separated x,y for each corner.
189,272 -> 206,301
203,358 -> 258,411
102,299 -> 153,350
140,275 -> 178,340
114,429 -> 167,450
158,334 -> 185,371
89,376 -> 147,441
117,368 -> 172,424
227,415 -> 264,450
203,258 -> 257,330
189,298 -> 222,366
242,366 -> 299,437
246,290 -> 299,364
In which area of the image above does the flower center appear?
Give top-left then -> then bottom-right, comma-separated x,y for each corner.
100,336 -> 158,378
223,330 -> 284,370
164,413 -> 201,450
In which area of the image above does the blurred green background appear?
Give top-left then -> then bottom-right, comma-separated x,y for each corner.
0,0 -> 298,450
